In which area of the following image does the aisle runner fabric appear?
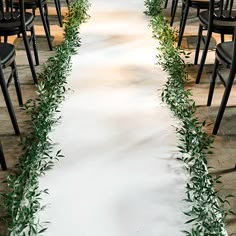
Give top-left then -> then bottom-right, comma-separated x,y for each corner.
39,0 -> 190,235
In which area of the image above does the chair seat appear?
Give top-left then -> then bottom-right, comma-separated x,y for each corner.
0,12 -> 34,34
199,10 -> 236,33
216,41 -> 233,65
0,43 -> 15,68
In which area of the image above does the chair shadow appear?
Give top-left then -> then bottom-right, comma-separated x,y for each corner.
184,35 -> 217,50
210,167 -> 236,176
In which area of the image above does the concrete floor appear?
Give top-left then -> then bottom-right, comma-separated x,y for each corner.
0,0 -> 235,235
163,3 -> 236,235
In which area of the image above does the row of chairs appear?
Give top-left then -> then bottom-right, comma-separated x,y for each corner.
165,0 -> 236,135
0,0 -> 67,170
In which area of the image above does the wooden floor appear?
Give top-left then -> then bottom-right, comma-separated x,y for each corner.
0,2 -> 236,235
163,4 -> 236,235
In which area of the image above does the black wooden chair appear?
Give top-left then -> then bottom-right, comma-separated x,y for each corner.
13,0 -> 53,50
0,42 -> 22,135
14,0 -> 70,43
0,141 -> 7,170
195,0 -> 236,84
0,0 -> 39,84
177,0 -> 219,46
206,26 -> 236,134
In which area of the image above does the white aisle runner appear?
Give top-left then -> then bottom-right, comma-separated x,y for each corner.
39,0 -> 189,235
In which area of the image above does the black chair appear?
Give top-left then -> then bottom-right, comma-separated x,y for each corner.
195,0 -> 236,84
206,29 -> 236,134
0,42 -> 22,135
0,0 -> 39,84
177,0 -> 219,46
0,141 -> 7,170
13,0 -> 53,50
14,0 -> 69,40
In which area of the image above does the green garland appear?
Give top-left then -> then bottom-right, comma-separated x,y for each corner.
144,0 -> 233,235
0,0 -> 90,235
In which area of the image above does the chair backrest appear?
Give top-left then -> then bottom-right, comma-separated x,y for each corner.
0,0 -> 25,26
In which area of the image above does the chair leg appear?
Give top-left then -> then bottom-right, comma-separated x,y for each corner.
0,141 -> 7,171
207,58 -> 219,106
178,1 -> 189,47
54,0 -> 63,27
170,0 -> 178,26
225,0 -> 229,10
0,67 -> 20,135
194,25 -> 203,65
39,3 -> 53,51
221,33 -> 224,42
196,31 -> 212,84
11,61 -> 23,107
178,1 -> 185,33
164,0 -> 168,8
44,3 -> 51,36
21,29 -> 38,84
30,26 -> 39,66
4,36 -> 8,43
212,69 -> 235,135
197,8 -> 200,17
171,0 -> 175,16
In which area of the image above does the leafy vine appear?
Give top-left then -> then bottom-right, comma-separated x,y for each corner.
144,0 -> 232,235
0,0 -> 90,235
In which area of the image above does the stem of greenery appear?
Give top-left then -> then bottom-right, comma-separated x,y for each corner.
144,1 -> 232,235
0,0 -> 90,235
